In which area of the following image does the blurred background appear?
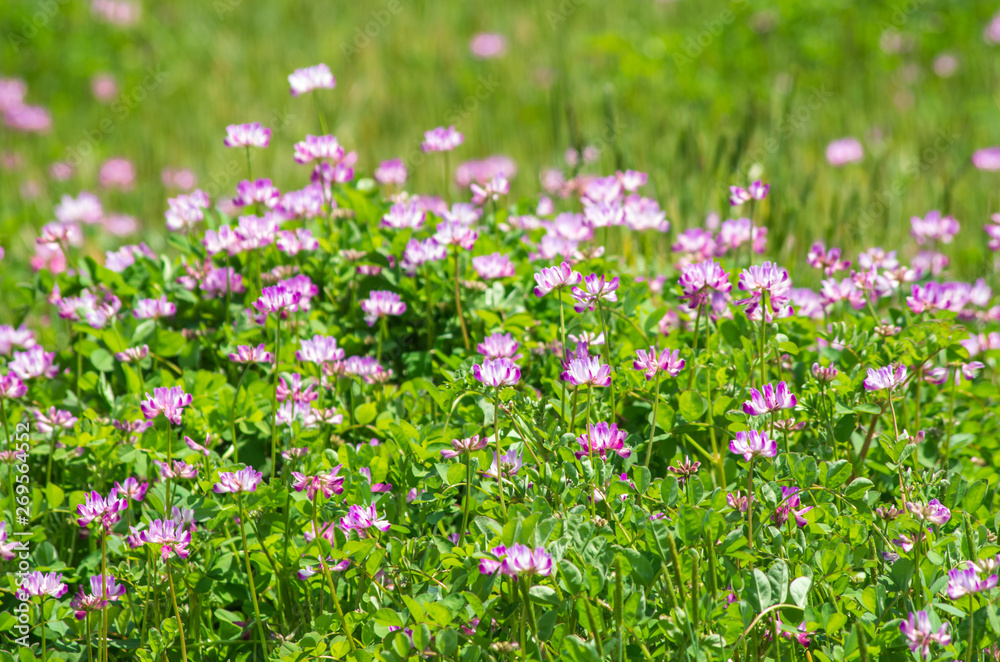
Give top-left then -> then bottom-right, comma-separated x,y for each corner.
2,0 -> 1000,281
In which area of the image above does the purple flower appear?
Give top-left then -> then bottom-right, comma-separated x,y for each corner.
727,491 -> 752,512
114,345 -> 149,363
114,477 -> 148,502
251,285 -> 302,325
233,178 -> 281,209
561,354 -> 611,387
533,262 -> 583,297
748,181 -> 769,200
288,63 -> 335,96
441,435 -> 489,459
729,186 -> 751,207
485,447 -> 523,480
10,346 -> 59,380
972,146 -> 1000,170
811,363 -> 838,382
165,190 -> 210,232
76,488 -> 128,530
500,544 -> 552,577
736,262 -> 793,322
807,241 -> 851,276
381,201 -> 425,230
214,466 -> 264,493
473,358 -> 521,388
772,486 -> 813,527
470,176 -> 509,205
19,572 -> 68,599
155,460 -> 198,480
576,422 -> 631,461
667,456 -> 701,487
472,253 -> 515,280
421,126 -> 463,152
133,296 -> 176,320
946,563 -> 999,599
434,221 -> 478,250
135,519 -> 192,560
742,381 -> 797,416
729,430 -> 777,461
825,138 -> 864,166
570,274 -> 619,313
632,347 -> 685,380
477,332 -> 521,360
906,499 -> 951,526
277,229 -> 319,255
401,238 -> 447,272
71,575 -> 126,619
911,210 -> 959,245
292,466 -> 345,500
0,372 -> 27,400
140,386 -> 193,425
678,260 -> 731,309
340,503 -> 391,537
863,364 -> 907,391
228,343 -> 273,364
360,290 -> 406,327
359,467 -> 392,493
374,158 -> 407,185
899,611 -> 951,660
223,122 -> 271,149
296,335 -> 345,364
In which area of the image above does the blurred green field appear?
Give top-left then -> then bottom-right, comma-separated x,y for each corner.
2,0 -> 1000,280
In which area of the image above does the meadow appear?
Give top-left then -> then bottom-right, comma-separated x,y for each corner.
1,0 -> 1000,660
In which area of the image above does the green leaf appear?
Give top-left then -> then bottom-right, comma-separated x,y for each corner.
435,628 -> 458,657
90,348 -> 115,372
844,478 -> 873,499
789,576 -> 811,608
965,480 -> 987,514
46,483 -> 65,509
767,560 -> 789,604
746,569 -> 773,612
373,608 -> 403,629
355,402 -> 378,426
822,460 -> 852,489
678,391 -> 707,421
529,585 -> 560,605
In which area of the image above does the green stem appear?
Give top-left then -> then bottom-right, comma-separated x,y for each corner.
230,365 -> 249,464
493,393 -> 506,519
643,374 -> 661,467
461,451 -> 473,543
236,495 -> 269,653
704,307 -> 723,488
943,375 -> 958,465
969,593 -> 976,662
597,300 -> 616,417
101,533 -> 108,662
0,399 -> 11,524
271,315 -> 282,482
424,269 -> 435,351
40,603 -> 47,662
224,253 -> 232,332
165,562 -> 189,662
747,458 -> 755,552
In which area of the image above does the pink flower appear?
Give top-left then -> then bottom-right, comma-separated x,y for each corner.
729,430 -> 777,461
441,435 -> 489,459
906,499 -> 951,526
114,478 -> 148,502
972,146 -> 1000,171
375,158 -> 407,185
576,422 -> 631,461
421,126 -> 463,153
807,241 -> 851,276
499,544 -> 552,577
233,179 -> 280,209
434,221 -> 478,250
570,274 -> 619,313
9,346 -> 59,380
825,138 -> 864,166
473,358 -> 521,388
470,176 -> 509,205
32,407 -> 77,433
293,135 -> 345,164
99,158 -> 135,189
736,262 -> 793,322
277,229 -> 319,255
477,332 -> 521,360
899,611 -> 951,660
251,285 -> 302,324
0,372 -> 27,400
533,262 -> 583,297
292,466 -> 345,500
133,296 -> 176,320
910,210 -> 959,245
229,343 -> 272,364
20,572 -> 68,599
360,290 -> 406,327
946,563 -> 998,599
76,488 -> 128,529
469,33 -> 507,58
727,490 -> 752,512
742,382 -> 797,416
679,260 -> 731,309
140,386 -> 193,425
632,347 -> 685,380
214,466 -> 264,493
811,363 -> 839,382
288,63 -> 335,96
381,201 -> 425,230
223,123 -> 271,149
863,364 -> 907,391
340,503 -> 391,537
71,575 -> 126,620
562,354 -> 611,387
472,253 -> 515,280
296,335 -> 345,364
136,519 -> 192,560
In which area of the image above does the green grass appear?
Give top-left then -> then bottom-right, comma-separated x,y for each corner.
2,0 -> 1000,280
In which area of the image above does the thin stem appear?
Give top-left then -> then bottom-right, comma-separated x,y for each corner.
643,373 -> 661,467
758,301 -> 767,386
0,399 -> 11,523
493,392 -> 507,519
244,146 -> 253,181
101,533 -> 108,662
969,593 -> 976,662
704,308 -> 722,488
747,458 -> 755,552
943,375 -> 958,465
229,365 -> 249,464
522,580 -> 543,660
40,603 -> 47,662
236,495 -> 269,653
165,562 -> 189,662
453,247 -> 470,350
271,315 -> 282,482
224,253 -> 232,332
461,451 -> 473,543
424,269 -> 435,351
312,92 -> 328,134
569,388 -> 579,430
558,288 -> 568,422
